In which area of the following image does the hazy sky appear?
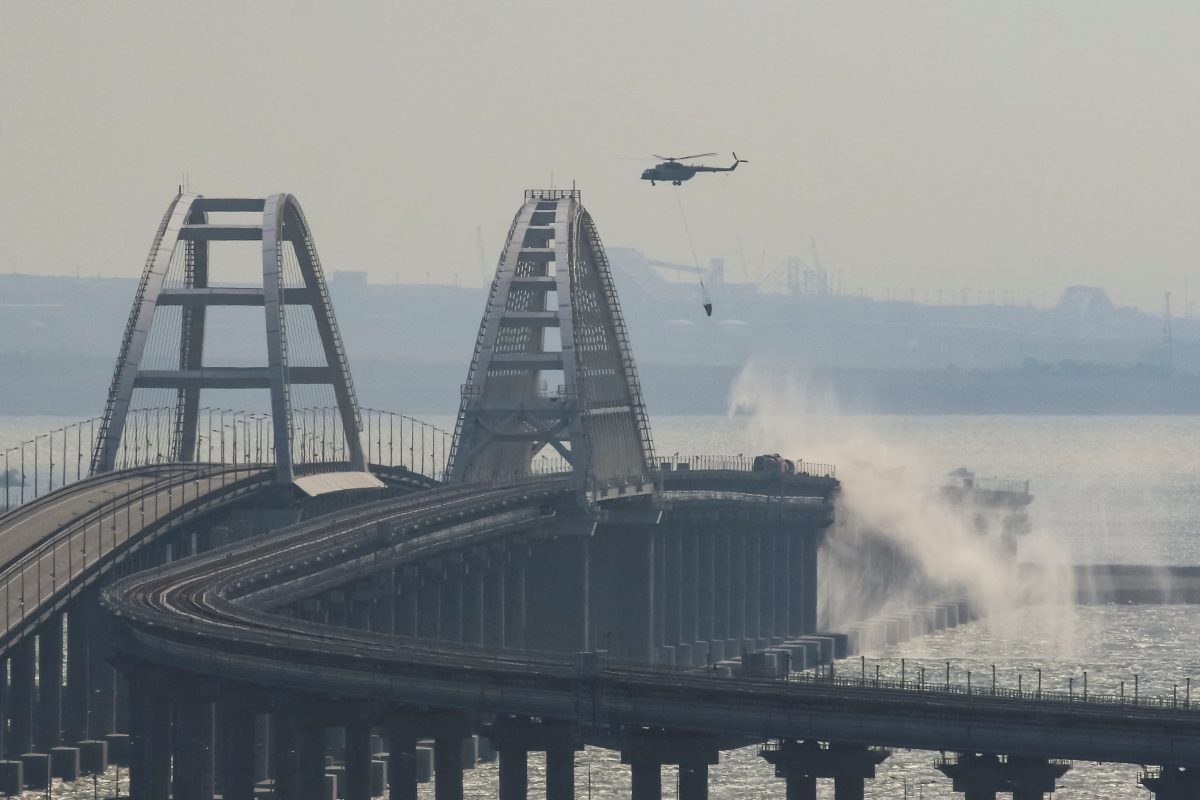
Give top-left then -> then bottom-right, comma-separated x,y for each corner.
2,1 -> 1198,311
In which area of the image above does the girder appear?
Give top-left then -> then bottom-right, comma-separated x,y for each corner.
91,192 -> 367,483
449,189 -> 655,494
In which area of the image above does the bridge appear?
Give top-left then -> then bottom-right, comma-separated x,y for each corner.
0,188 -> 1194,800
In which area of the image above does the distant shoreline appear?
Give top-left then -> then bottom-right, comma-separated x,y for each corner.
2,356 -> 1199,417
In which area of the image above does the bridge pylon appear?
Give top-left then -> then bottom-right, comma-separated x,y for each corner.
91,192 -> 366,483
449,189 -> 655,495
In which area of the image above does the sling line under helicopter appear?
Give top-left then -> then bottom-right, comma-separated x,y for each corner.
672,186 -> 713,317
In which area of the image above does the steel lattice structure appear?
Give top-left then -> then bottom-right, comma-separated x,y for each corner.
449,190 -> 655,492
90,192 -> 366,482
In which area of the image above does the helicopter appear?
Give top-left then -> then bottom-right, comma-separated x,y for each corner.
640,152 -> 747,185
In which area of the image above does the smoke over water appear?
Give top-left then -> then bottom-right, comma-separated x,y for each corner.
729,362 -> 1078,654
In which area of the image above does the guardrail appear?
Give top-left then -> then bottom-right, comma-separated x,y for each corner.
783,660 -> 1199,713
660,454 -> 837,479
0,463 -> 273,647
2,406 -> 453,513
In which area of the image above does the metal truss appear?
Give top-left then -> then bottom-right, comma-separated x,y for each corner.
90,193 -> 365,482
449,189 -> 655,491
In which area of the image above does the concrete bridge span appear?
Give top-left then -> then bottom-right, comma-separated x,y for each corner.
99,471 -> 1200,800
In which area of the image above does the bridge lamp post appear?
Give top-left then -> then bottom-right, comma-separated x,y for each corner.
1135,674 -> 1139,705
1037,668 -> 1042,699
219,409 -> 230,463
224,426 -> 237,480
35,433 -> 49,499
945,661 -> 950,691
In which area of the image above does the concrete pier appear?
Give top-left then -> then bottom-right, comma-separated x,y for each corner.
218,701 -> 257,800
6,639 -> 34,759
488,717 -> 581,800
129,674 -> 171,800
937,753 -> 1069,800
385,717 -> 419,800
761,740 -> 890,800
36,616 -> 64,751
619,731 -> 719,800
173,691 -> 215,800
1139,766 -> 1200,799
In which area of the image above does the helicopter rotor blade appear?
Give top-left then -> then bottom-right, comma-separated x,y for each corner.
651,152 -> 718,162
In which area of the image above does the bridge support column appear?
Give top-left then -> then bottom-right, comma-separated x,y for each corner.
590,521 -> 657,662
745,533 -> 762,645
697,529 -> 715,657
497,747 -> 528,800
504,549 -> 527,650
546,744 -> 576,800
434,731 -> 466,800
64,606 -> 90,744
418,569 -> 441,639
173,689 -> 215,800
937,753 -> 1069,800
762,741 -> 889,800
129,672 -> 171,800
759,530 -> 776,644
664,531 -> 682,655
682,530 -> 701,664
385,717 -> 418,800
345,718 -> 373,800
36,613 -> 64,750
7,637 -> 34,758
773,529 -> 790,638
620,731 -> 719,800
712,531 -> 729,648
483,555 -> 505,648
440,563 -> 464,643
87,603 -> 117,739
272,702 -> 326,800
678,760 -> 710,800
396,569 -> 419,637
801,531 -> 819,634
254,713 -> 271,784
489,717 -> 580,800
1141,766 -> 1200,799
729,532 -> 746,650
631,761 -> 663,800
525,534 -> 589,653
217,701 -> 256,800
786,529 -> 805,636
462,557 -> 485,647
653,531 -> 666,660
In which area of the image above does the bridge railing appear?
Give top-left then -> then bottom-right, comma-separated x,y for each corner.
0,463 -> 273,648
659,454 -> 837,479
782,667 -> 1199,712
2,406 -> 453,514
595,652 -> 1198,714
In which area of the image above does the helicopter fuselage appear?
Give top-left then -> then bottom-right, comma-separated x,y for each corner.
640,153 -> 745,186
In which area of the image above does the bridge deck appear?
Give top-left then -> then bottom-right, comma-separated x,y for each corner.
0,464 -> 271,648
104,476 -> 1200,768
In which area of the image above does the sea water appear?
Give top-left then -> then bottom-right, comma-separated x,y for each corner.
3,413 -> 1198,798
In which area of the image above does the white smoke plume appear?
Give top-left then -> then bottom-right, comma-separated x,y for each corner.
728,361 -> 1077,653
